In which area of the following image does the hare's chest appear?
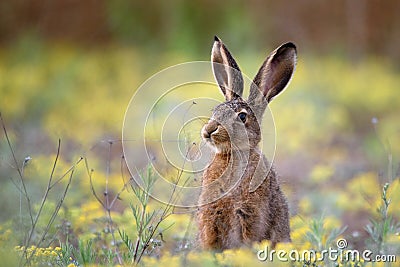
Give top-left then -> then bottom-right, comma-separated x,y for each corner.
205,196 -> 243,246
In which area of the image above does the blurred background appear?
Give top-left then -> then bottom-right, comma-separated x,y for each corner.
0,0 -> 399,260
1,0 -> 400,59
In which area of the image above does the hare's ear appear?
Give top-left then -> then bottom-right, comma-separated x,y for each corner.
248,42 -> 297,114
211,36 -> 244,101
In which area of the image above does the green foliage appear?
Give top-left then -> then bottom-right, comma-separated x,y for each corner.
365,183 -> 400,255
58,239 -> 76,266
77,239 -> 97,265
305,216 -> 347,252
118,165 -> 173,264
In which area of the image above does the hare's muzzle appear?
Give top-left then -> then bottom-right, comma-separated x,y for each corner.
201,120 -> 219,140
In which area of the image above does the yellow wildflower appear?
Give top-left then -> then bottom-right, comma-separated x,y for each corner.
310,164 -> 334,183
298,197 -> 312,214
323,216 -> 341,230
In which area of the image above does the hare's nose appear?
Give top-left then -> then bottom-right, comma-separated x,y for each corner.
202,121 -> 219,138
202,129 -> 211,139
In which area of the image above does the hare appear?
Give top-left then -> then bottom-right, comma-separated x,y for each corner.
197,36 -> 297,250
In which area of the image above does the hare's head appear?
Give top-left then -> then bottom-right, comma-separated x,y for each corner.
201,36 -> 297,154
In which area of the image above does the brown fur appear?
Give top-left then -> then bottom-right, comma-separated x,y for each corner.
197,36 -> 297,250
198,150 -> 291,250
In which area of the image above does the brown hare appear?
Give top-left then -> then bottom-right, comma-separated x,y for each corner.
197,36 -> 297,250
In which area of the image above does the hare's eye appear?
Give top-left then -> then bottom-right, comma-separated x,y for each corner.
238,112 -> 247,123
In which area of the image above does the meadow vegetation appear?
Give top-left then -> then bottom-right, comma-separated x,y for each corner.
0,38 -> 399,266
